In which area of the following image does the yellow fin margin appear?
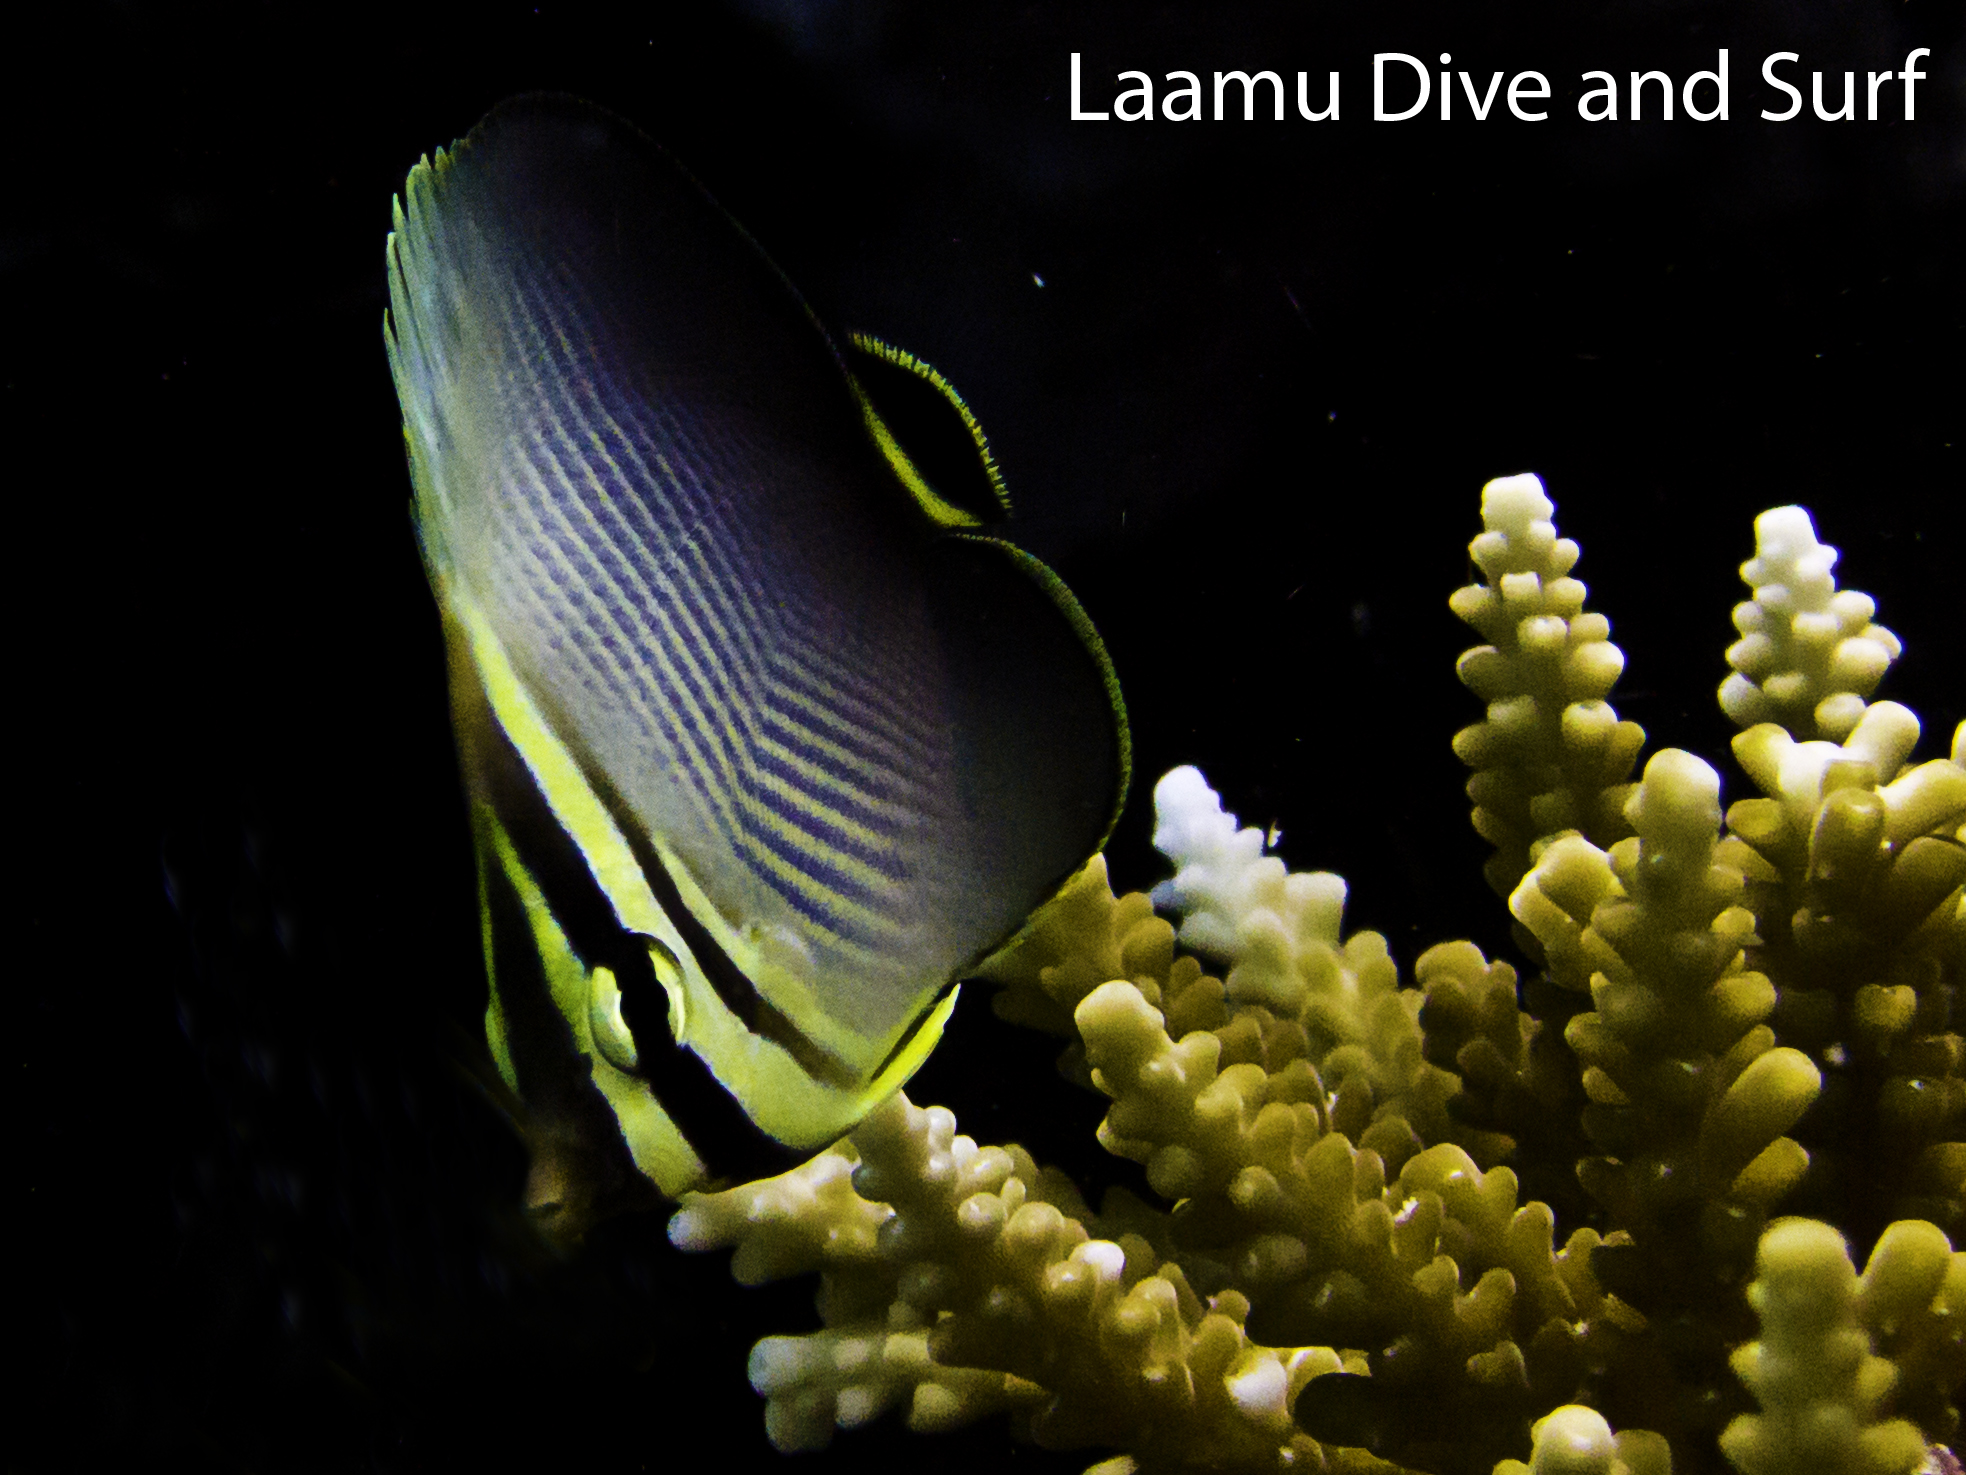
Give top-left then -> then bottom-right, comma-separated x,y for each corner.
847,332 -> 1012,527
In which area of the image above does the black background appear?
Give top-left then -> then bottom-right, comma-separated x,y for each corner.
9,2 -> 1962,1471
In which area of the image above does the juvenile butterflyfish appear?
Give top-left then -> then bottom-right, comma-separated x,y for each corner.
384,96 -> 1128,1232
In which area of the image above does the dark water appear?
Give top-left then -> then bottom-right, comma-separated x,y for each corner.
9,2 -> 1960,1470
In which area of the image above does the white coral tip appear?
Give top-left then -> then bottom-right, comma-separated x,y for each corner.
1752,505 -> 1821,562
1152,766 -> 1235,857
749,1336 -> 817,1394
1075,1239 -> 1128,1284
1529,1405 -> 1618,1475
1481,472 -> 1553,529
1226,1355 -> 1291,1422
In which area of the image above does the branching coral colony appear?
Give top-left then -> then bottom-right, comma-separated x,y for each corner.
672,475 -> 1965,1475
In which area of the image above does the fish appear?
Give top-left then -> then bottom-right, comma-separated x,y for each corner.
383,95 -> 1128,1232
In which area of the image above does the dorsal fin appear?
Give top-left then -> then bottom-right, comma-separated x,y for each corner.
846,333 -> 1012,528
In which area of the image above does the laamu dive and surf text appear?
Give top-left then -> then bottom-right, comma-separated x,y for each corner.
1065,49 -> 1933,124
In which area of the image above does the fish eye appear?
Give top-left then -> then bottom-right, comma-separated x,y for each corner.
587,965 -> 640,1074
647,937 -> 683,992
644,936 -> 688,1038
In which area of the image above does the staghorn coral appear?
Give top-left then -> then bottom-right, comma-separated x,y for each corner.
676,1088 -> 1366,1469
1718,1218 -> 1931,1475
1718,505 -> 1902,743
1447,474 -> 1644,905
671,477 -> 1964,1475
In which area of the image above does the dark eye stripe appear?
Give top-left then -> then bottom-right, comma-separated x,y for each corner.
477,831 -> 662,1226
557,728 -> 878,1093
460,658 -> 806,1185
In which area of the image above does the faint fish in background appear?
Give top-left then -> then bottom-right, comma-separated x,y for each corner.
384,95 -> 1127,1239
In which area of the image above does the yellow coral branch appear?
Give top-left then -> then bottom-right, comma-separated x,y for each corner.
664,483 -> 1961,1475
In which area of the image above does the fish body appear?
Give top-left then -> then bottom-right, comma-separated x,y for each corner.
384,96 -> 1126,1223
